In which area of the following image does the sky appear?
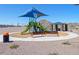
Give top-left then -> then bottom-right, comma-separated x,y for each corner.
0,4 -> 79,25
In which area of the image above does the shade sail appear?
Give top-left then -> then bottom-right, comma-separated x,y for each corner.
20,8 -> 47,18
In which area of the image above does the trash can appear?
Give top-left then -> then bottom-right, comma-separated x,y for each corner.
3,32 -> 9,43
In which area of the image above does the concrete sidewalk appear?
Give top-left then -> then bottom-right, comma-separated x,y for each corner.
0,32 -> 78,42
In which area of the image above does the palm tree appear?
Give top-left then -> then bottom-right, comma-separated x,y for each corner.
20,8 -> 48,34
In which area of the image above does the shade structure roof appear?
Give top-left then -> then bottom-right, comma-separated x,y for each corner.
20,8 -> 47,18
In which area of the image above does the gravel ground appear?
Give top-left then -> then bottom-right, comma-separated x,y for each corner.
0,27 -> 79,55
0,27 -> 24,34
0,37 -> 79,55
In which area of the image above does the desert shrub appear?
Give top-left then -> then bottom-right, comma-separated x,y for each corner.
21,31 -> 26,35
9,44 -> 19,49
49,52 -> 59,55
62,41 -> 71,45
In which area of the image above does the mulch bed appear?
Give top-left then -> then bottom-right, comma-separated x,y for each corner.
10,31 -> 68,38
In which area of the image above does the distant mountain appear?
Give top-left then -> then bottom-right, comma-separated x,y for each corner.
0,24 -> 22,28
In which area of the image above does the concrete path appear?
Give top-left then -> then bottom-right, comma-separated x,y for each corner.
0,32 -> 78,42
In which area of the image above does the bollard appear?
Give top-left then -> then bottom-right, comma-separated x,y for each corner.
3,32 -> 9,43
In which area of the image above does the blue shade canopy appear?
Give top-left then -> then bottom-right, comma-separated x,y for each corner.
20,8 -> 47,18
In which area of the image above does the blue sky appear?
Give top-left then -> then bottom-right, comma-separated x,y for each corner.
0,4 -> 79,25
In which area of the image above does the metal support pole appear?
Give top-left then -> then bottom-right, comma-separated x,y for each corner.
65,24 -> 68,31
55,24 -> 58,31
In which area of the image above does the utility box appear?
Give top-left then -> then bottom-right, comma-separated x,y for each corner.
3,32 -> 9,43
